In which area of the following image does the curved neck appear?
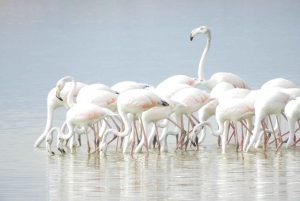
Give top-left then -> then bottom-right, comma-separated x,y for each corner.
57,122 -> 74,140
198,31 -> 211,81
60,121 -> 67,133
157,119 -> 169,128
198,127 -> 207,144
67,77 -> 76,108
195,119 -> 224,137
34,107 -> 55,147
99,120 -> 108,138
102,110 -> 132,143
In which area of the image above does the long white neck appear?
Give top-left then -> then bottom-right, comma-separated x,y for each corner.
157,119 -> 169,128
102,110 -> 132,143
194,119 -> 223,137
34,106 -> 55,147
198,30 -> 211,81
57,122 -> 75,140
67,77 -> 76,108
46,126 -> 74,153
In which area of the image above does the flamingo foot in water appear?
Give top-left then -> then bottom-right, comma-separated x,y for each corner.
58,148 -> 65,153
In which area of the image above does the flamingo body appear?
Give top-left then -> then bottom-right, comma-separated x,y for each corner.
261,78 -> 297,90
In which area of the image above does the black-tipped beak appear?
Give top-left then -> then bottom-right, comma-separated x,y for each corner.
56,95 -> 63,101
162,100 -> 169,106
190,35 -> 193,41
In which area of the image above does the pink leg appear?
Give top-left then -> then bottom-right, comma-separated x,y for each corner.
139,117 -> 149,155
130,118 -> 137,156
268,115 -> 278,148
262,120 -> 267,151
154,123 -> 160,154
276,115 -> 283,151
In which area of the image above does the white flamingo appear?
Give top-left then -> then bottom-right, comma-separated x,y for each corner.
196,82 -> 235,145
53,76 -> 116,153
34,80 -> 86,148
245,89 -> 293,152
111,81 -> 154,94
261,78 -> 297,90
136,98 -> 183,153
161,87 -> 211,151
191,98 -> 255,154
190,26 -> 249,90
156,75 -> 200,89
285,97 -> 300,148
99,89 -> 169,156
46,103 -> 116,154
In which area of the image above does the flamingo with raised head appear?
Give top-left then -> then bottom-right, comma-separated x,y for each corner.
190,26 -> 249,90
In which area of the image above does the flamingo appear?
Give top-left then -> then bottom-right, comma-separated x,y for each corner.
77,89 -> 120,149
218,88 -> 251,104
46,103 -> 116,154
156,75 -> 200,90
161,87 -> 211,151
245,89 -> 293,152
285,97 -> 300,148
155,83 -> 192,98
60,121 -> 89,150
191,98 -> 255,154
54,76 -> 117,152
261,78 -> 297,90
190,26 -> 249,90
196,87 -> 250,146
99,89 -> 169,156
111,81 -> 154,94
196,82 -> 235,145
244,87 -> 300,149
79,83 -> 119,94
34,79 -> 86,148
135,98 -> 183,153
77,89 -> 118,112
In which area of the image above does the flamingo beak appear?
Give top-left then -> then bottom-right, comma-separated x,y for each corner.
56,89 -> 63,101
190,34 -> 193,41
162,100 -> 169,106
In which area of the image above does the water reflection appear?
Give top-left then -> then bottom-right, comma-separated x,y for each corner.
45,145 -> 300,200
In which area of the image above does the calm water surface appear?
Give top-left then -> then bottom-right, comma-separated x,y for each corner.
1,0 -> 300,200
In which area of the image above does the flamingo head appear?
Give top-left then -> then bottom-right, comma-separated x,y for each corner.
70,136 -> 77,154
190,125 -> 203,145
55,76 -> 74,101
55,79 -> 65,101
190,26 -> 210,41
57,137 -> 65,154
100,142 -> 108,155
46,132 -> 55,155
192,78 -> 204,87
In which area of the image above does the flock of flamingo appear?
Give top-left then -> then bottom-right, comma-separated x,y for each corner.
34,26 -> 300,156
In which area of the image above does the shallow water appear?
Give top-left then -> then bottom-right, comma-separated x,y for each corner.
21,145 -> 300,200
1,0 -> 300,200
